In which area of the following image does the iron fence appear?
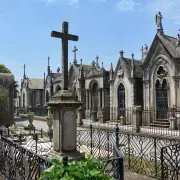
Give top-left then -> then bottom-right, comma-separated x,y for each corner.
161,143 -> 180,180
76,124 -> 180,179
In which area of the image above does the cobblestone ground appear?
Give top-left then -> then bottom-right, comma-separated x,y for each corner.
14,117 -> 158,180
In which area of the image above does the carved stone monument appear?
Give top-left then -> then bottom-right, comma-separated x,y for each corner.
48,21 -> 84,160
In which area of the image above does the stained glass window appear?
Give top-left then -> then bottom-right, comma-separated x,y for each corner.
118,83 -> 125,109
156,79 -> 168,119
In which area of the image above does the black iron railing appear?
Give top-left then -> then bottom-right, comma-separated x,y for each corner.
161,143 -> 180,180
0,136 -> 53,180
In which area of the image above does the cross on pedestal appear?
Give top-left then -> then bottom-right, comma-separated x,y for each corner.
23,64 -> 26,78
51,21 -> 78,90
72,46 -> 78,64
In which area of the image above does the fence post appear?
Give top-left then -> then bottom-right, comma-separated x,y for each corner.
34,127 -> 36,133
132,106 -> 142,133
41,129 -> 43,138
35,133 -> 38,154
119,157 -> 124,180
90,124 -> 93,155
128,134 -> 130,169
115,124 -> 119,148
107,132 -> 110,159
19,134 -> 22,145
154,138 -> 157,178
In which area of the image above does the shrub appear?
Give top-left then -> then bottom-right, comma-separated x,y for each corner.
39,156 -> 112,180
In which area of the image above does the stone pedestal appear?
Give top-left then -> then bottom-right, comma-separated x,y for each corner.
132,106 -> 142,133
168,107 -> 177,130
48,90 -> 84,160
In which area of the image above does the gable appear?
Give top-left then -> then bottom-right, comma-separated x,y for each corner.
143,35 -> 174,69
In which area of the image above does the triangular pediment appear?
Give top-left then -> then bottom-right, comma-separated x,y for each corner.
86,67 -> 102,77
143,34 -> 173,68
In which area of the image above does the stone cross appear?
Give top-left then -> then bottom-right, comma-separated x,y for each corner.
51,21 -> 78,90
72,46 -> 78,64
95,56 -> 99,68
23,64 -> 26,78
48,56 -> 50,66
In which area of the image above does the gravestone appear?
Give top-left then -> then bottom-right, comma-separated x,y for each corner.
48,21 -> 84,160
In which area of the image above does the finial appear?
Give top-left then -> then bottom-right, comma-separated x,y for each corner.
132,53 -> 134,59
80,58 -> 82,65
70,62 -> 71,67
102,62 -> 104,69
57,67 -> 60,73
110,63 -> 113,72
92,60 -> 95,67
119,50 -> 124,58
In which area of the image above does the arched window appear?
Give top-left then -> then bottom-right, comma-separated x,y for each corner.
23,93 -> 25,108
156,79 -> 168,119
118,83 -> 125,109
46,91 -> 49,103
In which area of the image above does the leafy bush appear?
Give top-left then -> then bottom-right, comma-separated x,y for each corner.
39,156 -> 112,180
0,64 -> 11,73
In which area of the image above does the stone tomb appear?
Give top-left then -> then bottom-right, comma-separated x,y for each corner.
48,90 -> 84,159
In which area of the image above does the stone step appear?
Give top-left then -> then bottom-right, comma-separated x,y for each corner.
150,119 -> 170,128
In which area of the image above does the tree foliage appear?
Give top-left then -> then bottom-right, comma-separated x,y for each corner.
0,64 -> 11,73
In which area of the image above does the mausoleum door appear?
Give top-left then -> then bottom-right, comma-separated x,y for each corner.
92,82 -> 98,110
23,93 -> 25,108
118,83 -> 125,116
156,80 -> 168,119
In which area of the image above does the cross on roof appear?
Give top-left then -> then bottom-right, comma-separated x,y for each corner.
48,56 -> 50,66
23,64 -> 26,78
51,21 -> 78,90
95,55 -> 99,67
72,46 -> 78,64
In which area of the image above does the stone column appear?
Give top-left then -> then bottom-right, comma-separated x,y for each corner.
89,90 -> 92,110
169,107 -> 177,130
98,88 -> 101,108
86,90 -> 89,110
132,106 -> 142,133
102,89 -> 105,108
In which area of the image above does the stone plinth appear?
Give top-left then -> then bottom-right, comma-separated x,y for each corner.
132,106 -> 142,133
48,90 -> 84,159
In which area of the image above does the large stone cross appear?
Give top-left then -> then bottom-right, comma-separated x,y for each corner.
95,55 -> 99,67
73,46 -> 78,64
51,22 -> 79,90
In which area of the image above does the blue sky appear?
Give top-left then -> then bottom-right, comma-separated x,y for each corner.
0,0 -> 179,86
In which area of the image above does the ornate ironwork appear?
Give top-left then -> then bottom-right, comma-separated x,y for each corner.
161,143 -> 180,180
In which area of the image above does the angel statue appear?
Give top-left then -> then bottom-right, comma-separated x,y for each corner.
177,33 -> 180,46
156,11 -> 163,30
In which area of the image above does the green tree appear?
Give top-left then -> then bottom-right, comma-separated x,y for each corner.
0,64 -> 11,73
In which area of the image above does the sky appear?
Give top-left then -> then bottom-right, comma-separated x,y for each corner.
0,0 -> 180,87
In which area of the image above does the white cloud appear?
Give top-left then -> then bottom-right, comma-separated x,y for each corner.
41,0 -> 79,6
145,0 -> 180,24
116,0 -> 141,12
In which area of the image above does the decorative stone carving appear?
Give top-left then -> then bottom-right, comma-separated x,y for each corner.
156,65 -> 168,79
117,69 -> 124,78
177,34 -> 180,46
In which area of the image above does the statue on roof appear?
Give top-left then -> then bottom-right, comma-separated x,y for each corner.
177,34 -> 180,46
156,12 -> 163,30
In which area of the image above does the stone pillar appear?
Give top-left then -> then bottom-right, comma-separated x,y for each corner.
89,90 -> 92,110
98,88 -> 101,108
102,89 -> 105,108
86,90 -> 89,110
77,106 -> 83,125
132,106 -> 142,133
169,107 -> 177,130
